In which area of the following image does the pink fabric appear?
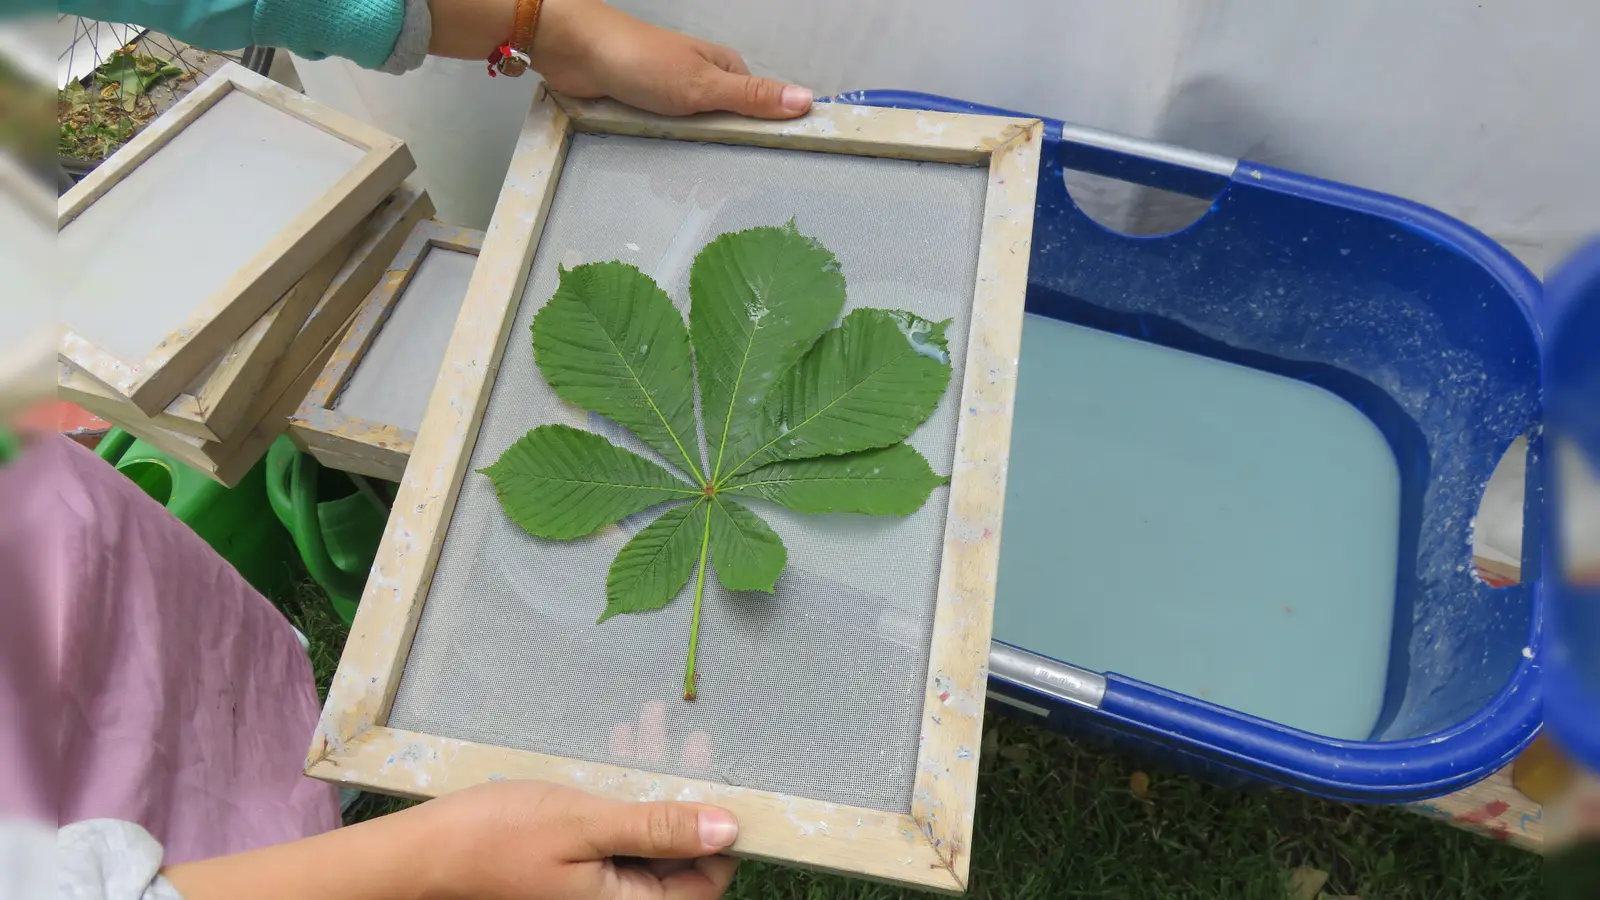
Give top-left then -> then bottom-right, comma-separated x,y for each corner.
0,433 -> 339,862
0,438 -> 64,824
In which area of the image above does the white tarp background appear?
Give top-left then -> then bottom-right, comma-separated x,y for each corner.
292,1 -> 1597,278
286,0 -> 1600,567
612,0 -> 1597,277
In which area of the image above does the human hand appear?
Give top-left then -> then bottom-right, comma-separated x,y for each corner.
417,779 -> 739,900
163,778 -> 739,900
527,0 -> 813,118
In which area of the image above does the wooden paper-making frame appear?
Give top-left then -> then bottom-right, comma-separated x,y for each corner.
308,89 -> 1041,894
289,221 -> 484,483
103,226 -> 358,443
57,61 -> 413,416
58,185 -> 435,486
67,223 -> 359,444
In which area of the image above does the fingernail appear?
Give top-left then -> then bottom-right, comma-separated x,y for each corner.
781,85 -> 813,113
698,810 -> 738,848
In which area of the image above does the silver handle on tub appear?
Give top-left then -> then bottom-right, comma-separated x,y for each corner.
989,642 -> 1107,710
1057,122 -> 1238,178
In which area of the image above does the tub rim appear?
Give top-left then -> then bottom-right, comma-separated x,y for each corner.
834,88 -> 1548,801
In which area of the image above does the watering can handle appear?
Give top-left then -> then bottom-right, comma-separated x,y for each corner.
267,442 -> 369,603
94,428 -> 137,466
287,452 -> 369,603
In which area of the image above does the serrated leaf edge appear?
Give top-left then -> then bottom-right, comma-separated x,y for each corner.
726,308 -> 955,477
709,496 -> 786,594
533,263 -> 707,485
598,498 -> 707,624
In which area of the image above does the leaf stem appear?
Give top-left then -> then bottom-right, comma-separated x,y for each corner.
683,501 -> 713,700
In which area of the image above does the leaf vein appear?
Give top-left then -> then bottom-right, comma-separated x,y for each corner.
728,342 -> 931,475
499,474 -> 698,493
570,298 -> 704,485
709,299 -> 762,484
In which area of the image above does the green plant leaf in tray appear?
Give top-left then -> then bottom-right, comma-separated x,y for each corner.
484,224 -> 956,700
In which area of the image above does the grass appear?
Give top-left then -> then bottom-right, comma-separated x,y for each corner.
285,581 -> 1540,899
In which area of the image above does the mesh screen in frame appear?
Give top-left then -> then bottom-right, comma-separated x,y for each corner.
333,246 -> 478,433
389,133 -> 988,813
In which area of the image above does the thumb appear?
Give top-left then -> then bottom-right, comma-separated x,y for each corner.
695,67 -> 813,119
579,801 -> 739,859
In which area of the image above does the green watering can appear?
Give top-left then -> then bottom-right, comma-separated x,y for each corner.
264,437 -> 394,626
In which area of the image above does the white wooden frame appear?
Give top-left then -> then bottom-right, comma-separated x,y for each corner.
59,327 -> 338,488
58,61 -> 413,416
289,220 -> 484,482
73,223 -> 361,442
58,185 -> 436,486
308,89 -> 1041,894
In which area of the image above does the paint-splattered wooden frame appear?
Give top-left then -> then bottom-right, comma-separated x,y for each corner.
61,222 -> 361,443
57,61 -> 413,416
57,185 -> 436,487
289,220 -> 484,483
58,332 -> 339,488
308,88 -> 1041,894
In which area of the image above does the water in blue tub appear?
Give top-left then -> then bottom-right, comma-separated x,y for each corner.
994,315 -> 1401,740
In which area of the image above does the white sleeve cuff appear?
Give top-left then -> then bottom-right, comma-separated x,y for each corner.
56,820 -> 186,900
378,0 -> 434,74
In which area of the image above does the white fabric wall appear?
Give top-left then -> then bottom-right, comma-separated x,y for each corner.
281,3 -> 1595,570
290,55 -> 540,229
616,0 -> 1599,277
289,1 -> 1597,274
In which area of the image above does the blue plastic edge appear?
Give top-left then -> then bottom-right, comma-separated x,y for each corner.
1541,236 -> 1600,323
1179,166 -> 1545,800
1546,594 -> 1600,771
835,89 -> 1547,801
1097,674 -> 1540,803
1233,162 -> 1545,325
1542,237 -> 1600,770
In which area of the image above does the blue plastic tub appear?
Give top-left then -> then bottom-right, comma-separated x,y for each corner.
835,90 -> 1545,802
1543,238 -> 1600,771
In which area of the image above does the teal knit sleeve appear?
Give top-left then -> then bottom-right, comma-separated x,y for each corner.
253,0 -> 406,70
58,0 -> 258,52
57,0 -> 408,72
